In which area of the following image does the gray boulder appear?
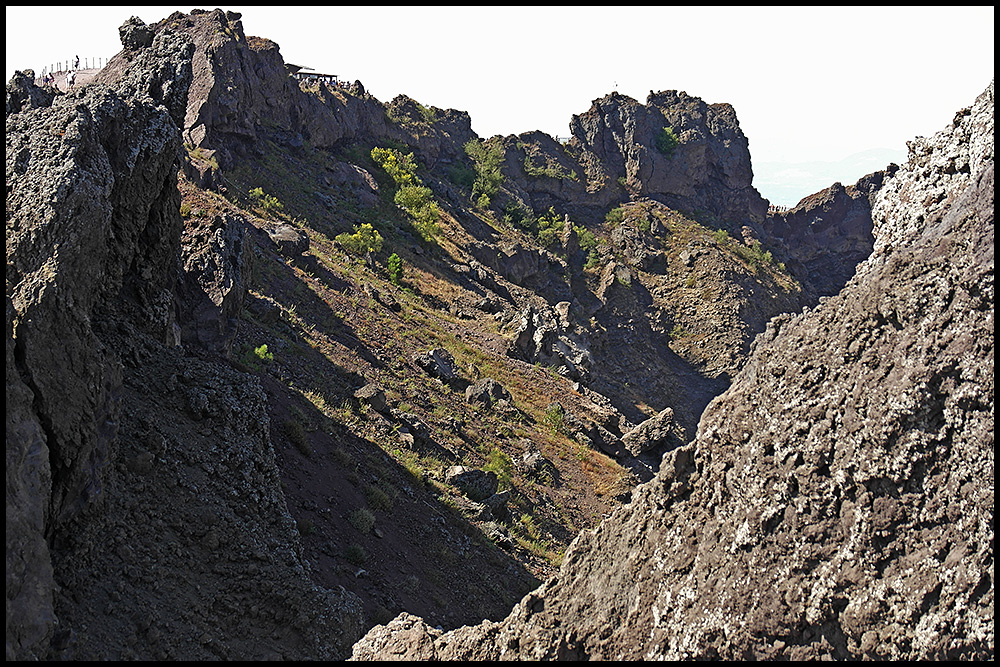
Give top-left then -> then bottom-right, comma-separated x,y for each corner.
268,224 -> 309,257
412,348 -> 459,382
444,466 -> 499,502
465,378 -> 511,408
353,383 -> 387,414
621,407 -> 675,456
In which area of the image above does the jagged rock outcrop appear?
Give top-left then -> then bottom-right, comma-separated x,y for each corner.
764,168 -> 894,297
6,69 -> 57,114
385,94 -> 478,170
177,212 -> 252,353
98,10 -> 478,176
567,90 -> 768,226
350,83 -> 994,661
6,15 -> 362,661
621,406 -> 675,456
507,303 -> 593,381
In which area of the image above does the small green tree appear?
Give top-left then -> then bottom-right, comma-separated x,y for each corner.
248,187 -> 285,215
335,223 -> 384,255
387,253 -> 403,285
536,207 -> 565,248
464,138 -> 505,207
370,147 -> 418,186
655,126 -> 680,157
605,206 -> 625,226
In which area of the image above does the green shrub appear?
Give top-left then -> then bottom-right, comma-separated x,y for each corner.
394,184 -> 433,210
713,229 -> 730,244
284,418 -> 310,456
535,207 -> 565,248
655,126 -> 680,157
387,252 -> 403,285
605,207 -> 625,225
364,484 -> 394,511
394,185 -> 439,241
733,240 -> 775,270
348,508 -> 376,534
574,225 -> 598,252
248,187 -> 285,214
255,344 -> 274,363
344,543 -> 367,564
502,201 -> 534,232
448,162 -> 476,189
336,223 -> 384,255
483,448 -> 514,491
464,138 -> 505,206
370,147 -> 418,186
542,402 -> 566,434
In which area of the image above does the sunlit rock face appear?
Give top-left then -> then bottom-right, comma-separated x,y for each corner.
350,81 -> 995,662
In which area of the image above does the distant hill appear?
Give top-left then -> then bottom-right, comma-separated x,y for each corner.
754,147 -> 906,207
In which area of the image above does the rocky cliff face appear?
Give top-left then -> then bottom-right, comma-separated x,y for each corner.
763,168 -> 892,298
351,83 -> 994,661
6,15 -> 362,661
490,90 -> 770,230
11,7 -> 987,662
571,90 -> 768,224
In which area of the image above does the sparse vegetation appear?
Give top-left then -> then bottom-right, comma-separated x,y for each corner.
387,252 -> 404,285
335,223 -> 384,255
248,186 -> 285,215
348,507 -> 376,534
464,138 -> 505,208
655,126 -> 680,157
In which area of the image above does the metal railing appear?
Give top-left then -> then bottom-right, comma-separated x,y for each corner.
40,57 -> 110,76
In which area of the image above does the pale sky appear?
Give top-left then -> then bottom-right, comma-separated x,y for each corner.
6,5 -> 995,200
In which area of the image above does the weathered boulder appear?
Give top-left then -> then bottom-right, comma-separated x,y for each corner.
445,466 -> 499,502
354,383 -> 388,414
412,348 -> 460,382
268,223 -> 310,257
621,407 -> 674,456
516,447 -> 559,485
465,378 -> 511,408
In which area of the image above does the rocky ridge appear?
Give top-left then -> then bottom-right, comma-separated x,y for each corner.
6,14 -> 362,660
9,7 -> 988,662
350,82 -> 994,660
